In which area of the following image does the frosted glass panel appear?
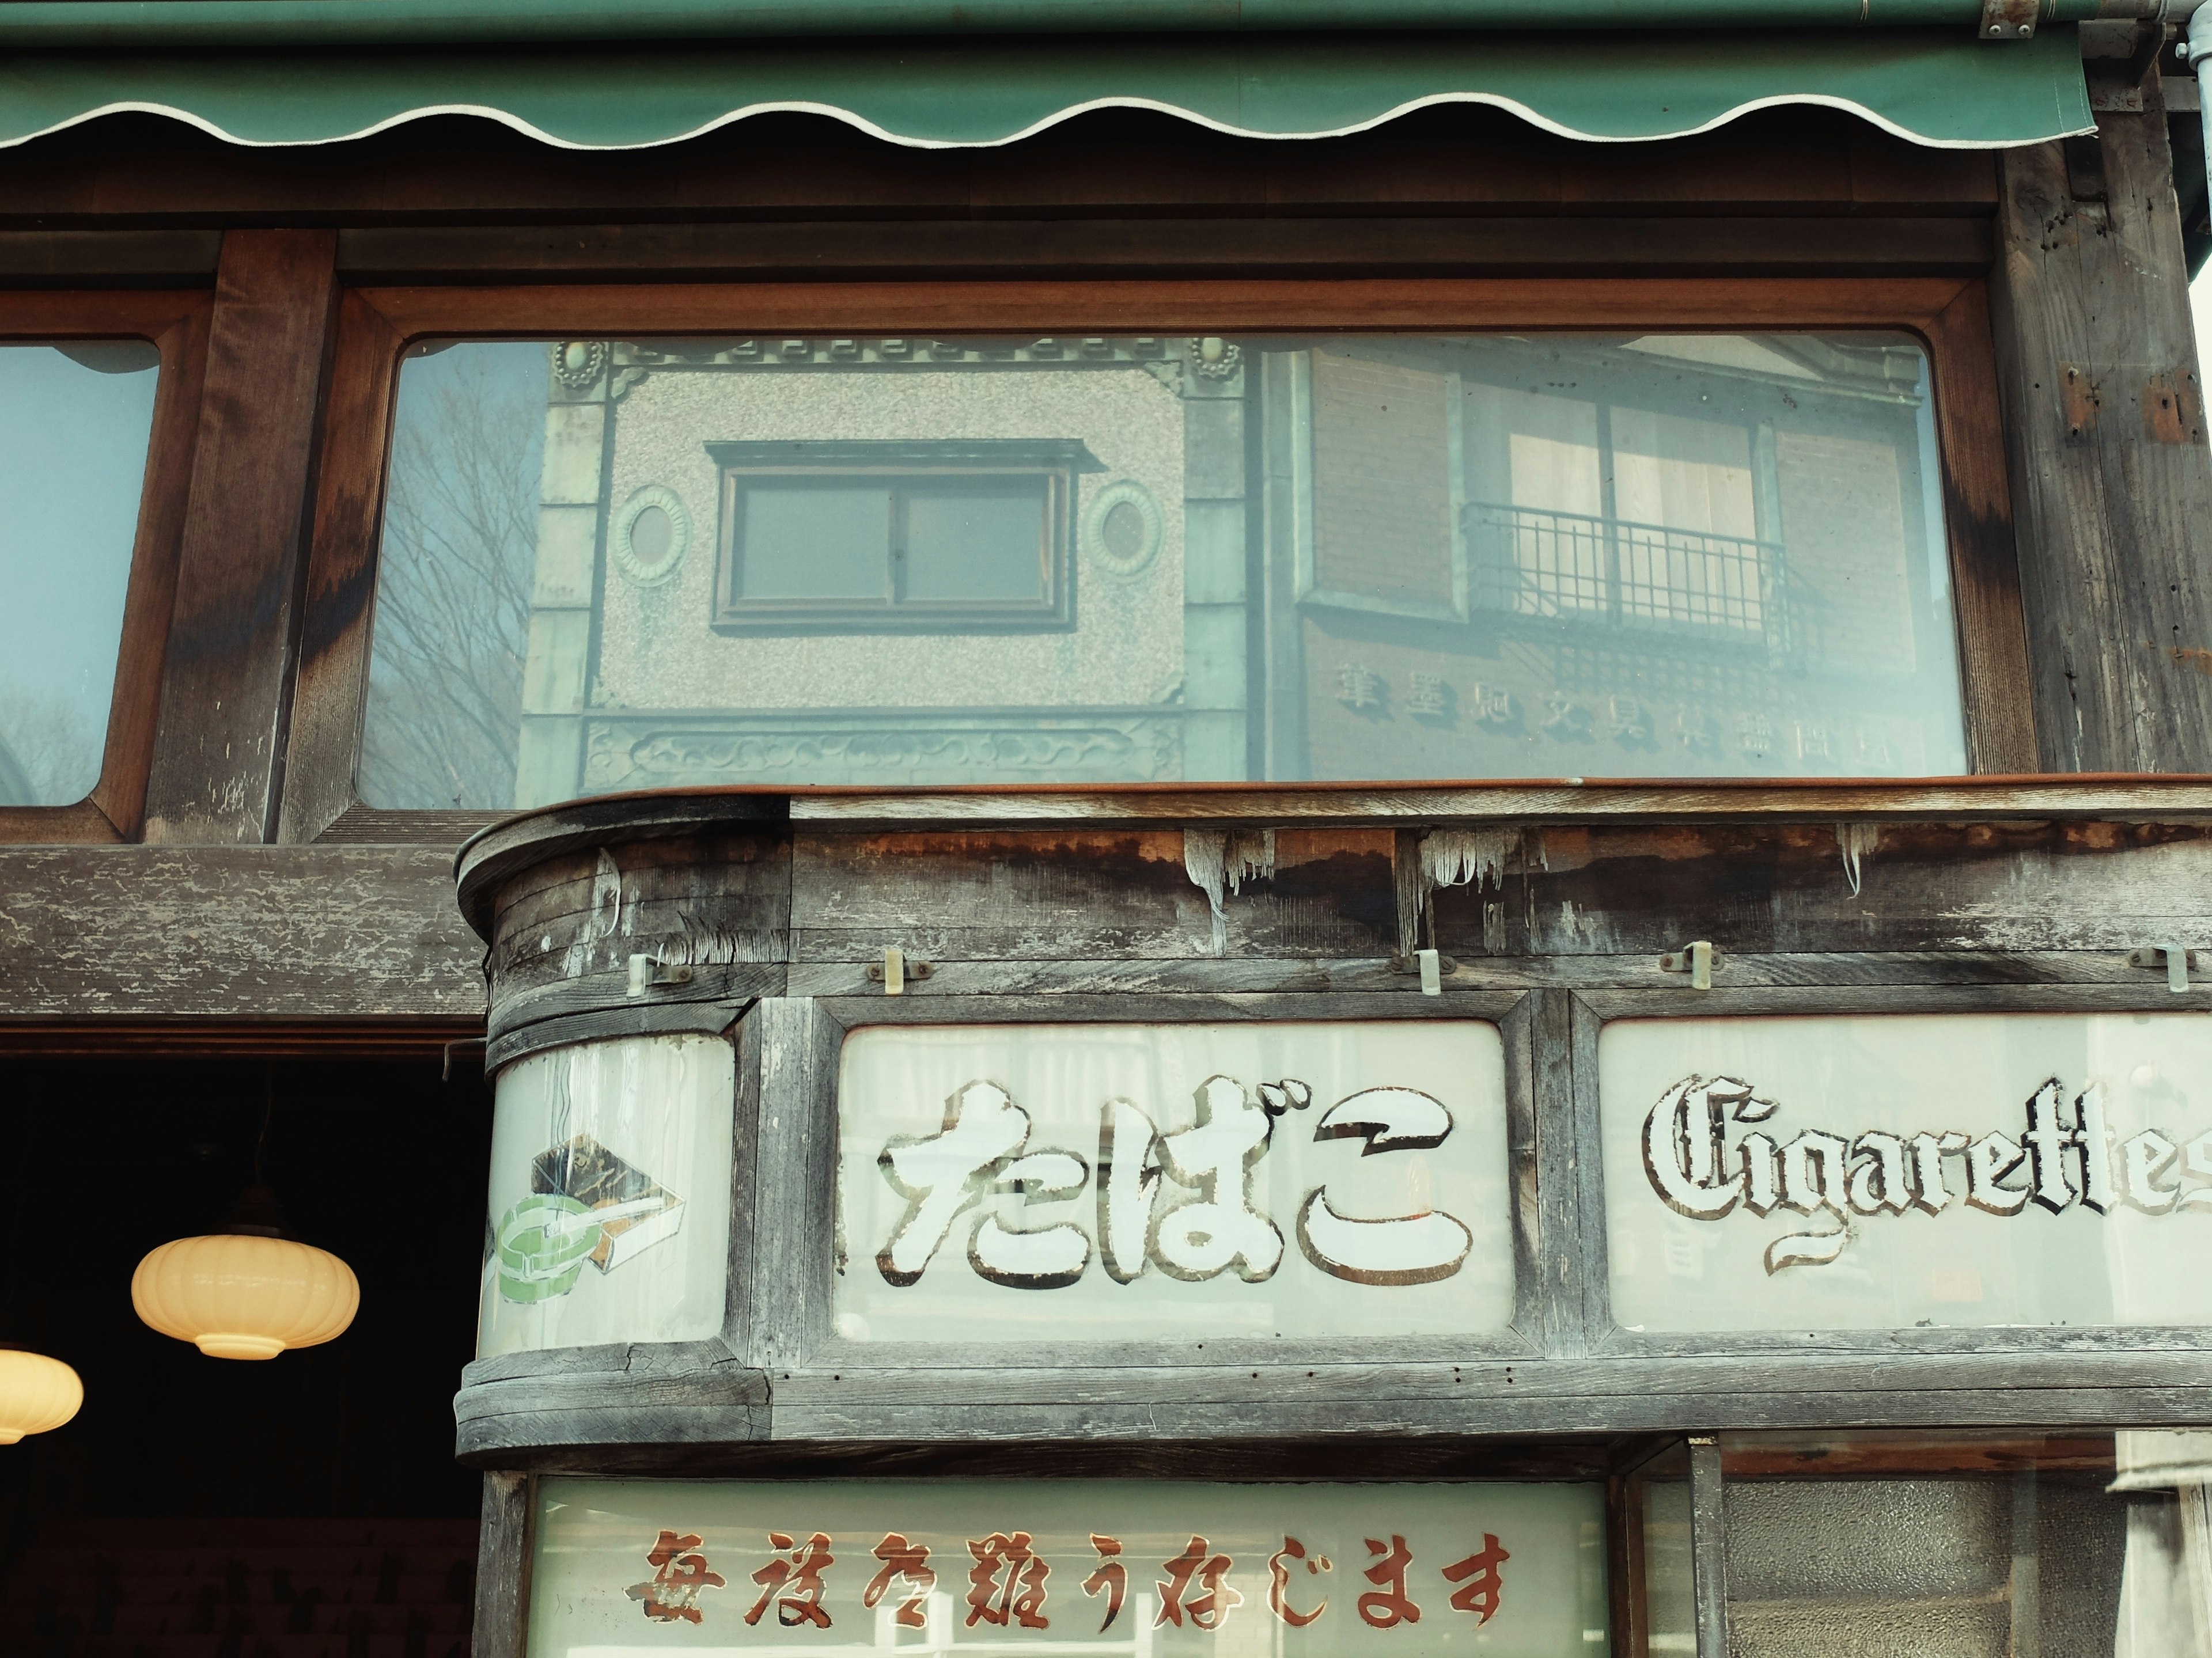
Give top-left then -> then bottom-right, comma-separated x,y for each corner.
1599,1013 -> 2212,1333
1718,1432 -> 2212,1658
1726,1471 -> 2130,1657
834,1020 -> 1513,1344
528,1477 -> 1607,1658
479,1033 -> 734,1357
359,332 -> 1968,806
0,341 -> 160,805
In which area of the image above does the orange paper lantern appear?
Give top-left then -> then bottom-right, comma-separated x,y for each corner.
0,1348 -> 84,1443
131,1233 -> 359,1361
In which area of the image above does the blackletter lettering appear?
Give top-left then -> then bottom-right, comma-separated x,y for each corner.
2022,1082 -> 2080,1213
1907,1131 -> 1970,1215
2120,1130 -> 2180,1215
1965,1133 -> 2031,1216
2075,1083 -> 2119,1214
1846,1133 -> 1912,1215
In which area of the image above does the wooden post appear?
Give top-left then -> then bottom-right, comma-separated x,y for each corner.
1687,1436 -> 1730,1658
143,228 -> 340,843
1991,81 -> 2212,772
472,1470 -> 535,1658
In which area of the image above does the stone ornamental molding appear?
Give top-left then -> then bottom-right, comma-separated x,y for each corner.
610,484 -> 691,587
551,339 -> 609,392
1082,479 -> 1164,580
582,715 -> 1183,789
1187,335 -> 1243,378
613,337 -> 1177,370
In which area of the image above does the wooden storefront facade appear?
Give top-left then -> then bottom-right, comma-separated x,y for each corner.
4,7 -> 2212,1656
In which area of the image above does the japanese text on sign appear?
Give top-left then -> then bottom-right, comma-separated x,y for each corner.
878,1076 -> 1474,1291
532,1478 -> 1607,1658
629,1527 -> 1512,1634
835,1024 -> 1516,1343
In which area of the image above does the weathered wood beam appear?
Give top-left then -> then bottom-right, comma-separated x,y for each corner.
332,217 -> 1995,283
6,822 -> 2210,1026
774,776 -> 2212,831
143,229 -> 340,844
0,229 -> 221,284
449,1344 -> 2212,1463
1991,84 -> 2212,771
0,845 -> 481,1022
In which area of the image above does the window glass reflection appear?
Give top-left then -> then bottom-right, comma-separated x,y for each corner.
0,342 -> 160,806
359,333 -> 1968,809
1721,1432 -> 2212,1658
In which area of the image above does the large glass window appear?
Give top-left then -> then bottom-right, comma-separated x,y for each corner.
359,332 -> 1969,809
0,342 -> 161,807
1720,1431 -> 2212,1658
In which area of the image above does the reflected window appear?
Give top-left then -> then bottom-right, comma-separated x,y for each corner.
359,332 -> 1969,809
0,342 -> 161,807
710,439 -> 1077,626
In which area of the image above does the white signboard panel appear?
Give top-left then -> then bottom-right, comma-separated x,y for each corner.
528,1477 -> 1605,1658
1600,1012 -> 2212,1331
479,1033 -> 734,1357
835,1022 -> 1513,1343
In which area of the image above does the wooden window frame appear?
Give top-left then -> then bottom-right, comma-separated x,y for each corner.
0,290 -> 210,844
280,278 -> 2033,847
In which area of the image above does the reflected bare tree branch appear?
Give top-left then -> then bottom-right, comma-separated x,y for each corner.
361,354 -> 539,809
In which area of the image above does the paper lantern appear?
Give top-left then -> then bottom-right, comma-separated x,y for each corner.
131,1232 -> 359,1361
0,1348 -> 83,1443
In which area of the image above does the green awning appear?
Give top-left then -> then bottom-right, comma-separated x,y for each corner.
0,0 -> 2134,47
0,27 -> 2093,151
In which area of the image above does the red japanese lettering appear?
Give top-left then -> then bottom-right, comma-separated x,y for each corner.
747,1532 -> 835,1629
1266,1535 -> 1330,1627
1082,1535 -> 1128,1632
1441,1535 -> 1509,1625
1358,1535 -> 1419,1628
1156,1536 -> 1242,1631
863,1534 -> 936,1629
966,1532 -> 1050,1629
626,1529 -> 727,1625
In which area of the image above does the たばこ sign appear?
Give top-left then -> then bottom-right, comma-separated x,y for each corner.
834,1023 -> 1515,1343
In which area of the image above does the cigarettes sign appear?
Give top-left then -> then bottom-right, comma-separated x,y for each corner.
1600,1012 -> 2212,1332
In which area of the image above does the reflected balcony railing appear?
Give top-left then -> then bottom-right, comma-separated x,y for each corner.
1465,500 -> 1792,655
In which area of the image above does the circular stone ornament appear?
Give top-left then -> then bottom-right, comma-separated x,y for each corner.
551,340 -> 608,391
1083,479 -> 1164,579
1187,335 -> 1243,378
612,485 -> 691,587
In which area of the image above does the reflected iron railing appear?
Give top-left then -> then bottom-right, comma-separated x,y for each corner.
1465,500 -> 1791,654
